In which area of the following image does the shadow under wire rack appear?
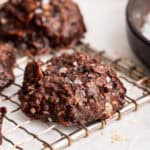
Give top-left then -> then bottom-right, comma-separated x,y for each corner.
0,44 -> 150,150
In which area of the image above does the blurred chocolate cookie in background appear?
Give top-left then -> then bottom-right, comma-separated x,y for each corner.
0,0 -> 86,55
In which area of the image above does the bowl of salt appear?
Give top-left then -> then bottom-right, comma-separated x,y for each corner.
126,0 -> 150,68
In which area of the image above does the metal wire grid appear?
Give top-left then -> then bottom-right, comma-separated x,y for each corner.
0,44 -> 149,150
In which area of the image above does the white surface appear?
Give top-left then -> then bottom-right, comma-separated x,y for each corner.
77,0 -> 134,58
65,0 -> 150,150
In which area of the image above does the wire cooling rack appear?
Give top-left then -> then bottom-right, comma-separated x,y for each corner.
0,44 -> 149,150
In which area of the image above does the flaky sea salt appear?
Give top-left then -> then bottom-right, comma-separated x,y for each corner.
59,67 -> 68,74
142,13 -> 150,40
74,77 -> 82,85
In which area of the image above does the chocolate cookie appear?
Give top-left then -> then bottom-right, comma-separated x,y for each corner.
0,43 -> 15,91
0,107 -> 7,145
19,52 -> 126,126
0,0 -> 86,55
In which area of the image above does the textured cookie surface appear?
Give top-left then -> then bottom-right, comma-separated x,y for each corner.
0,43 -> 15,91
19,52 -> 126,126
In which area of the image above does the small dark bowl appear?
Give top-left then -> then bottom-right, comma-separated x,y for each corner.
126,0 -> 150,69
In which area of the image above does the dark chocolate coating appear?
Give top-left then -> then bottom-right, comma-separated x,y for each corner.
19,52 -> 126,126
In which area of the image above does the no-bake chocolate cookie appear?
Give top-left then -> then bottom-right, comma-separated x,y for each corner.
19,52 -> 126,126
0,107 -> 7,145
0,0 -> 86,55
0,43 -> 15,91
